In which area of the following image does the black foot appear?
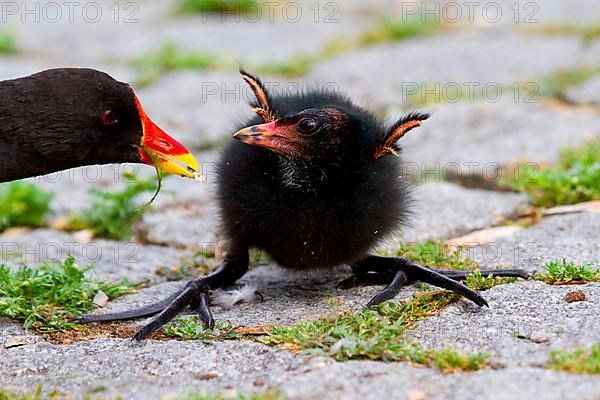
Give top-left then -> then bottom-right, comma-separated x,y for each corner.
78,252 -> 249,340
344,256 -> 529,307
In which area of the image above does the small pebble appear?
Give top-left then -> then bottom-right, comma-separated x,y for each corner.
565,290 -> 587,303
528,331 -> 550,344
4,336 -> 32,349
93,290 -> 109,307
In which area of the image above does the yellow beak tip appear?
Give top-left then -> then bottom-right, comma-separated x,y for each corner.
156,152 -> 201,180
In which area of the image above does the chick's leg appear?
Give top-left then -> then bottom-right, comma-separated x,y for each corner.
78,251 -> 249,340
344,255 -> 529,307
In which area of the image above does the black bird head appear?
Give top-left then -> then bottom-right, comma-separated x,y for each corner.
0,68 -> 199,181
234,70 -> 429,173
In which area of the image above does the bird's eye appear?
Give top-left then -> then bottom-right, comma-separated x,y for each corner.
297,118 -> 318,134
101,109 -> 119,126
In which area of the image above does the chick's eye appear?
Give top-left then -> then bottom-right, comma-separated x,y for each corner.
101,109 -> 118,126
297,118 -> 318,134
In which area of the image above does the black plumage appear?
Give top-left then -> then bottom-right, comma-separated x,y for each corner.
218,90 -> 414,270
0,68 -> 198,183
80,71 -> 528,339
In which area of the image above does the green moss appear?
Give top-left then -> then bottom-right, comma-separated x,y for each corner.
0,386 -> 61,400
533,66 -> 600,100
66,173 -> 158,240
547,343 -> 600,374
464,270 -> 519,291
505,137 -> 600,207
258,55 -> 318,78
0,256 -> 139,332
258,40 -> 351,78
0,31 -> 18,54
135,42 -> 224,86
0,181 -> 52,232
359,16 -> 441,45
430,348 -> 489,373
259,16 -> 442,77
526,22 -> 600,44
537,259 -> 599,284
163,316 -> 238,341
382,241 -> 478,271
175,389 -> 285,400
176,0 -> 260,14
261,291 -> 487,371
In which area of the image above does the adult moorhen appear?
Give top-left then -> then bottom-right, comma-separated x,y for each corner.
0,68 -> 199,182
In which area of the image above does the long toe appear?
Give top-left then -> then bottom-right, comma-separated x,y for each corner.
197,292 -> 215,329
365,270 -> 409,307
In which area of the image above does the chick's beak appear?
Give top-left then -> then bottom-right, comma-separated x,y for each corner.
234,121 -> 285,152
134,95 -> 201,180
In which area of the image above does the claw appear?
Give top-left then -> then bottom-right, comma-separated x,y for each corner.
366,270 -> 409,307
197,292 -> 215,329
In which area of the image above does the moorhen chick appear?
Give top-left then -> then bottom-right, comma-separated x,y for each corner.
80,71 -> 528,339
0,68 -> 199,182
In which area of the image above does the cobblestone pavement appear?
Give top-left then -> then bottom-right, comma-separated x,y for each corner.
1,1 -> 600,399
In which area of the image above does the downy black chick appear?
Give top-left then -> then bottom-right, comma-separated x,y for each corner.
80,71 -> 528,339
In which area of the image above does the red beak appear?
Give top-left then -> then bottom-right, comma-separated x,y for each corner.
233,121 -> 285,152
133,93 -> 200,179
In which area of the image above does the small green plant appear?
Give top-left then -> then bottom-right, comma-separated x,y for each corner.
506,137 -> 600,207
547,343 -> 600,374
0,30 -> 18,54
538,260 -> 599,284
0,256 -> 139,332
176,0 -> 260,14
0,181 -> 52,232
175,388 -> 286,400
67,173 -> 157,240
135,42 -> 223,86
163,316 -> 238,341
359,16 -> 442,45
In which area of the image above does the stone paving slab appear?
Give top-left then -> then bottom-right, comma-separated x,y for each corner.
415,281 -> 600,368
468,211 -> 600,271
402,182 -> 529,242
565,76 -> 600,105
7,0 -> 369,67
282,363 -> 600,400
309,33 -> 590,107
0,338 -> 310,399
0,228 -> 192,283
136,71 -> 251,147
400,99 -> 600,178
